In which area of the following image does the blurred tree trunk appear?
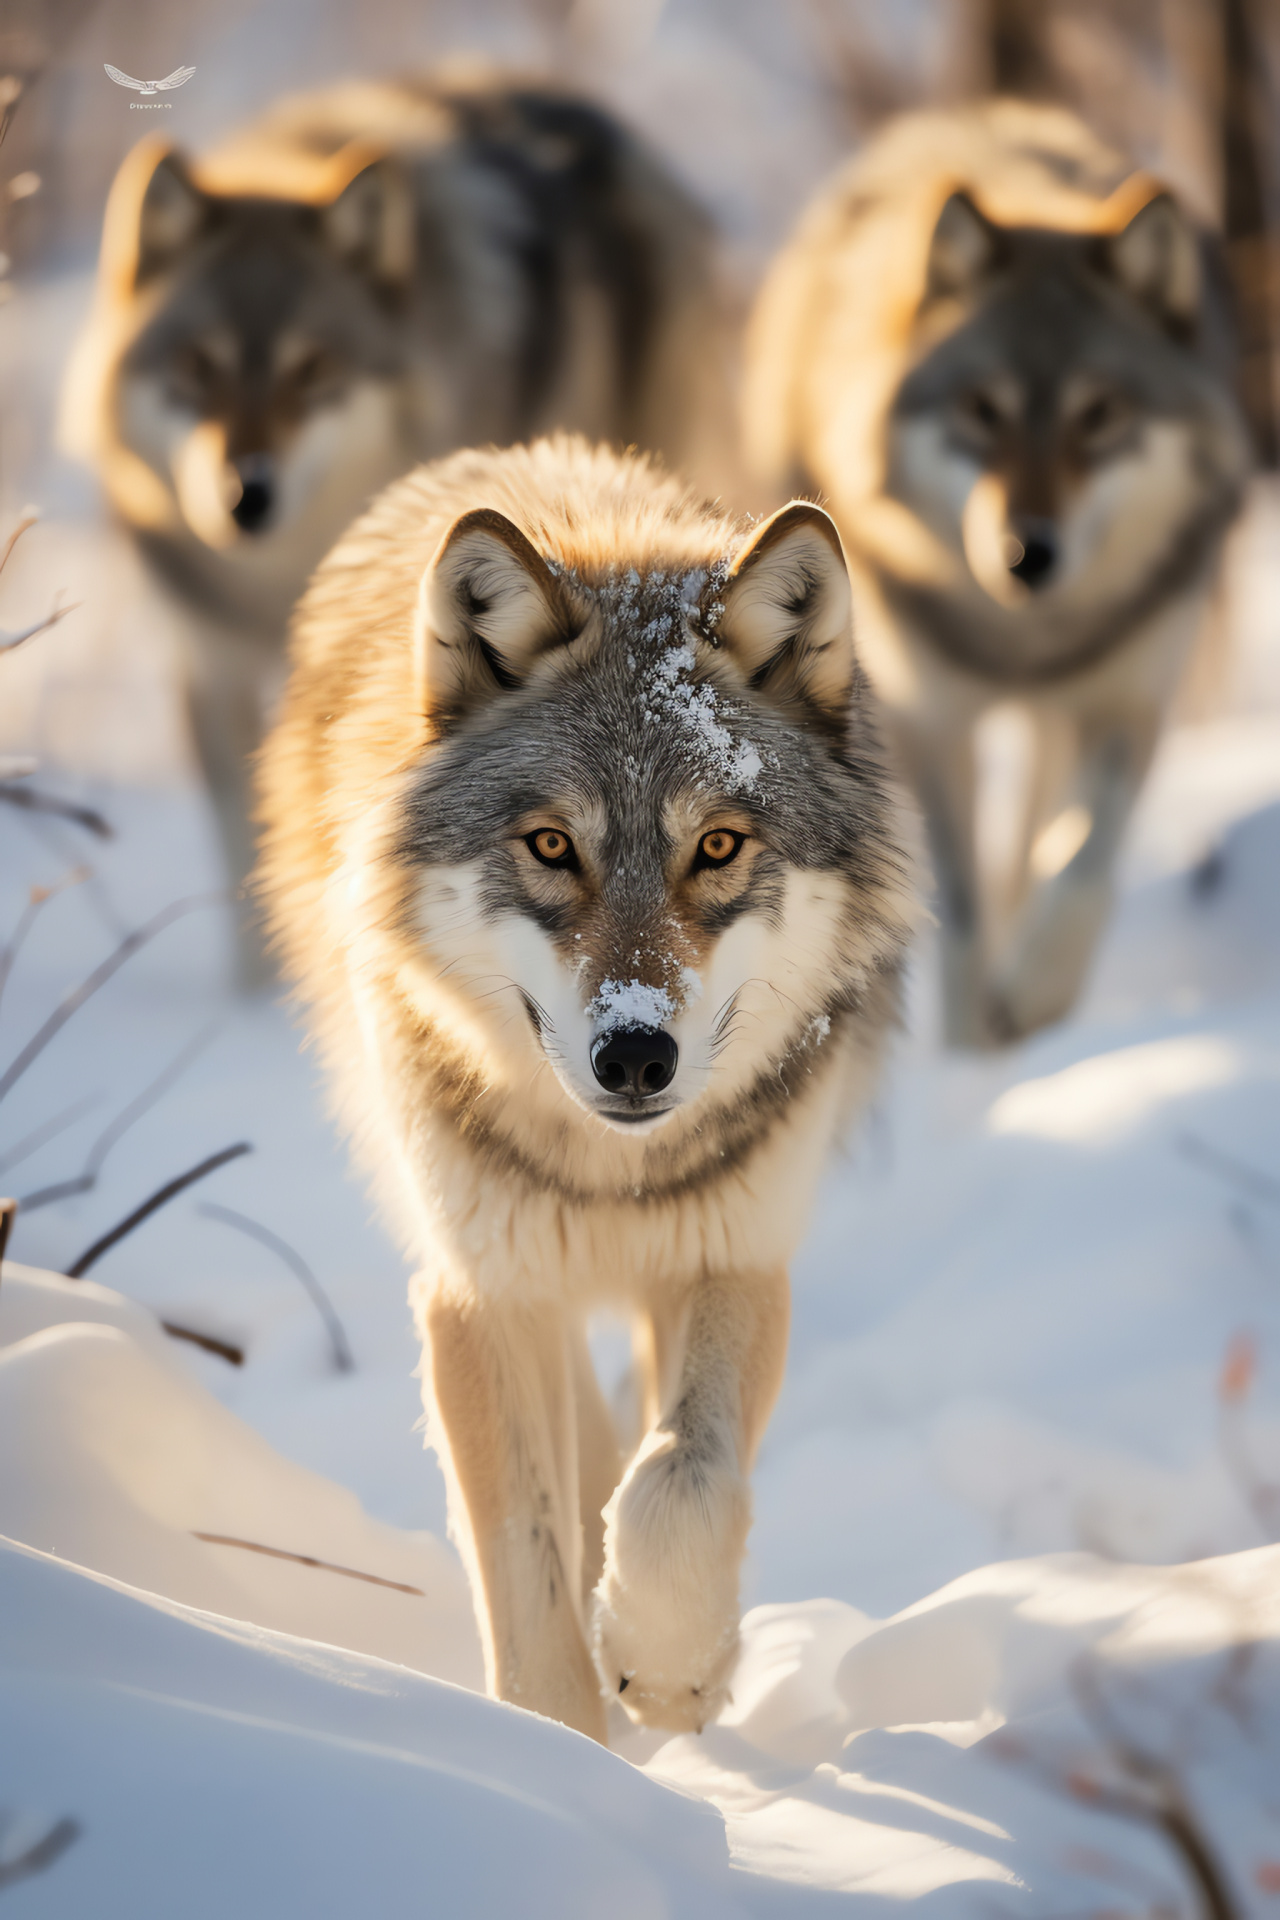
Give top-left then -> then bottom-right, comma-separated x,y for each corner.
1221,0 -> 1278,466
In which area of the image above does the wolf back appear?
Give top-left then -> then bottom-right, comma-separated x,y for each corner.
256,435 -> 918,1741
62,74 -> 725,976
745,101 -> 1249,1044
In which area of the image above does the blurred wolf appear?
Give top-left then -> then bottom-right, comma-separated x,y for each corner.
62,76 -> 725,980
257,436 -> 917,1739
745,101 -> 1248,1045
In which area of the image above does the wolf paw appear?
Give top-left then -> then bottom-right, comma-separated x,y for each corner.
589,1428 -> 749,1732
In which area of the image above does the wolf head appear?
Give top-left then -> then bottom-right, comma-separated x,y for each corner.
888,186 -> 1247,615
391,490 -> 906,1144
80,136 -> 414,552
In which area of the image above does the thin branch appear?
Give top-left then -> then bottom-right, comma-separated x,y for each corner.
0,597 -> 77,653
0,507 -> 37,575
0,892 -> 222,1107
0,784 -> 111,838
160,1321 -> 243,1366
1177,1132 -> 1280,1211
0,867 -> 90,1018
198,1200 -> 354,1372
65,1140 -> 252,1279
0,1816 -> 80,1890
192,1532 -> 423,1595
0,1092 -> 100,1178
20,1021 -> 218,1213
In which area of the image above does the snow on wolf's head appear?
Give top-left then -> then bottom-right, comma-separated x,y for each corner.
395,471 -> 907,1142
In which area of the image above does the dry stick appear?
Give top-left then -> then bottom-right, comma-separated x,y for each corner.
65,1140 -> 252,1279
0,892 -> 222,1107
0,784 -> 112,838
192,1532 -> 423,1596
0,867 -> 90,1017
1178,1131 -> 1280,1210
161,1322 -> 243,1366
20,1021 -> 218,1212
198,1200 -> 354,1373
0,1092 -> 100,1178
0,1817 -> 80,1892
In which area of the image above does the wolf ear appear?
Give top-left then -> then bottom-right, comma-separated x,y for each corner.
1104,192 -> 1200,331
925,191 -> 1006,302
319,145 -> 414,289
104,141 -> 210,290
415,509 -> 575,725
712,503 -> 855,714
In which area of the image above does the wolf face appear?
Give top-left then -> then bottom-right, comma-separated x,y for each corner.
883,188 -> 1245,677
109,146 -> 411,556
398,497 -> 895,1150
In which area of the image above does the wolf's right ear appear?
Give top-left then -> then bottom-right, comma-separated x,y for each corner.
103,140 -> 210,293
924,191 -> 1006,302
712,502 -> 855,715
415,510 -> 575,726
319,145 -> 414,290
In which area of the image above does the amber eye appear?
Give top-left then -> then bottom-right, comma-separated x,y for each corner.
694,828 -> 744,870
527,828 -> 577,869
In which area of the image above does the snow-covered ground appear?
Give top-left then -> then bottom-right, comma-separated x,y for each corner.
4,570 -> 1280,1908
5,209 -> 1280,1904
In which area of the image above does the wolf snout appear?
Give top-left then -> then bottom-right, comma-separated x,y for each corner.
1006,517 -> 1057,589
230,455 -> 275,534
590,1027 -> 678,1097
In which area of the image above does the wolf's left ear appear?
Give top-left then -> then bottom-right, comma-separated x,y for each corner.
319,144 -> 414,290
1104,192 -> 1200,332
415,509 -> 575,725
711,503 -> 855,714
924,191 -> 1007,303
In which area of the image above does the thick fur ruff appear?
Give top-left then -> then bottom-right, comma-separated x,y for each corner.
257,437 -> 918,1739
745,100 -> 1249,1046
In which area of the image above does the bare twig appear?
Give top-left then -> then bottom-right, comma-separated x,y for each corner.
0,1092 -> 100,1178
192,1532 -> 423,1595
0,893 -> 222,1108
0,597 -> 76,653
0,868 -> 90,1018
0,1815 -> 80,1890
198,1200 -> 354,1373
160,1321 -> 243,1366
0,508 -> 36,575
1177,1133 -> 1280,1211
1071,1659 -> 1241,1920
65,1140 -> 252,1279
20,1022 -> 217,1213
0,784 -> 111,838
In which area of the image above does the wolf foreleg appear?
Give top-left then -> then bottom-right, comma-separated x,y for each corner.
422,1288 -> 607,1742
591,1266 -> 789,1732
989,704 -> 1161,1039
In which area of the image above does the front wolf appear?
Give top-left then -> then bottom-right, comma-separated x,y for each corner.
258,439 -> 916,1739
746,102 -> 1249,1046
63,77 -> 722,981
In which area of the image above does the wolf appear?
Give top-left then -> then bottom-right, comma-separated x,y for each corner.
61,75 -> 725,980
745,101 -> 1249,1046
256,437 -> 917,1739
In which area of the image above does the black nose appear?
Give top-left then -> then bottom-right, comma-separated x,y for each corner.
590,1027 -> 678,1098
1008,519 -> 1057,589
230,457 -> 274,534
